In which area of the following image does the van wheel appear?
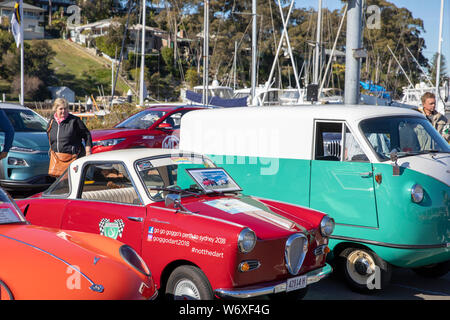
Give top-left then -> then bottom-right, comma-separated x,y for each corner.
337,247 -> 392,293
165,265 -> 214,300
413,261 -> 450,278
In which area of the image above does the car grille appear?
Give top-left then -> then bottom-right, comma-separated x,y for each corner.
285,233 -> 308,275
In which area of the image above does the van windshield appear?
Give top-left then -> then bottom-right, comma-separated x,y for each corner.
359,116 -> 450,160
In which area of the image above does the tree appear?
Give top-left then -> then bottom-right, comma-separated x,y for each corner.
76,0 -> 116,23
361,0 -> 427,97
429,53 -> 448,85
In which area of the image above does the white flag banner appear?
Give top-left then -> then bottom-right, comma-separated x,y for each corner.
11,1 -> 22,48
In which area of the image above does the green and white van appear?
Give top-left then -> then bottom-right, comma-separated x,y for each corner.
179,105 -> 450,292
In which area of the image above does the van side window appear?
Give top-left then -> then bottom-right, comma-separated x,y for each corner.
344,126 -> 369,162
314,122 -> 342,161
315,122 -> 369,162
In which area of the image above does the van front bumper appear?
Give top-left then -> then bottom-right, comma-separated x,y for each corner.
214,264 -> 332,299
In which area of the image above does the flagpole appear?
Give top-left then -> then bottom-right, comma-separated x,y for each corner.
19,0 -> 24,105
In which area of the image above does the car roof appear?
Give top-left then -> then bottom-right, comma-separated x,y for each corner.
79,148 -> 199,163
143,105 -> 207,112
0,103 -> 30,110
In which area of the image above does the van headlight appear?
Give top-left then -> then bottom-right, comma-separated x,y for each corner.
411,184 -> 424,203
119,245 -> 151,277
238,228 -> 256,253
320,215 -> 335,237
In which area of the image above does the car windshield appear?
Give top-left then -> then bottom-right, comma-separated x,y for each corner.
3,108 -> 47,132
359,116 -> 450,160
136,154 -> 221,201
0,188 -> 26,225
116,110 -> 167,129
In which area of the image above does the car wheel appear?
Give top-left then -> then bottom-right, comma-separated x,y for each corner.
269,287 -> 309,300
337,247 -> 392,293
165,265 -> 214,300
413,261 -> 450,278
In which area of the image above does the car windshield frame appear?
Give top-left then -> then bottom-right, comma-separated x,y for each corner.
0,188 -> 27,225
359,115 -> 450,162
3,108 -> 48,132
134,153 -> 217,202
115,110 -> 168,129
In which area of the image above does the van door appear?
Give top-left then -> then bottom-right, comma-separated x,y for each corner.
310,121 -> 378,228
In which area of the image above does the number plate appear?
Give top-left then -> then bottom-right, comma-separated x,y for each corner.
286,275 -> 307,292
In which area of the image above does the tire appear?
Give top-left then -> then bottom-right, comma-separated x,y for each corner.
413,261 -> 450,278
165,265 -> 214,300
269,287 -> 309,300
337,247 -> 392,294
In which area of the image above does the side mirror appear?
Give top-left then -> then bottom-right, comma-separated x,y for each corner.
390,151 -> 400,176
157,123 -> 173,130
165,193 -> 181,209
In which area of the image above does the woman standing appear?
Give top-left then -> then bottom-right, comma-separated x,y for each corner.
47,98 -> 92,176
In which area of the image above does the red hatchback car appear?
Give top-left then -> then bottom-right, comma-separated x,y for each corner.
91,105 -> 205,153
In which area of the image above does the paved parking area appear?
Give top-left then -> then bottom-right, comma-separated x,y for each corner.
305,267 -> 450,300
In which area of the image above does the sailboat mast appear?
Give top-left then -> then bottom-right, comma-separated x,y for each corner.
313,0 -> 322,85
251,0 -> 257,105
203,0 -> 210,105
435,0 -> 444,114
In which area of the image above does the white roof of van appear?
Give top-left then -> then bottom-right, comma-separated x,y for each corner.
181,104 -> 423,123
179,104 -> 427,160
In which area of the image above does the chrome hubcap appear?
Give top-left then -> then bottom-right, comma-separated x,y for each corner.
346,250 -> 376,285
174,279 -> 201,300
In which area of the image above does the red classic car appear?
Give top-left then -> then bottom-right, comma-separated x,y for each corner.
91,105 -> 205,153
0,187 -> 157,300
17,149 -> 334,300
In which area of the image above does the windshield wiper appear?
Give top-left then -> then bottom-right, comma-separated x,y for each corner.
149,186 -> 201,197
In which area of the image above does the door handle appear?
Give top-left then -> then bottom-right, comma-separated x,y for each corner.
127,217 -> 144,222
360,172 -> 373,178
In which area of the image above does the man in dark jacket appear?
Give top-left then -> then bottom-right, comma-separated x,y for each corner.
420,92 -> 449,142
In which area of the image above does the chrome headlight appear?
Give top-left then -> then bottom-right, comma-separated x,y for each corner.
93,138 -> 125,147
320,215 -> 335,237
119,245 -> 151,277
238,228 -> 256,253
411,184 -> 424,203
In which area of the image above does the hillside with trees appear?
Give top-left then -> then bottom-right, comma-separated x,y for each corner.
1,0 -> 439,102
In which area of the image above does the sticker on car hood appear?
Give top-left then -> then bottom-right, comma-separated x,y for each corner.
203,198 -> 297,231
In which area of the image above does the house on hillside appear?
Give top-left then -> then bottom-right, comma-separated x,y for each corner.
34,0 -> 76,15
67,18 -> 176,56
0,1 -> 45,40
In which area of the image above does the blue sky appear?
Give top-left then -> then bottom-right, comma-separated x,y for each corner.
294,0 -> 449,71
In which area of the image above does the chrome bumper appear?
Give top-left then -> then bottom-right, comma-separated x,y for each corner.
214,264 -> 332,299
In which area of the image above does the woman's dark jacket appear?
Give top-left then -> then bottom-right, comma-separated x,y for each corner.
47,114 -> 92,157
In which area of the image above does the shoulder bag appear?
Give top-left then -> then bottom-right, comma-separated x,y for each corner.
47,118 -> 79,177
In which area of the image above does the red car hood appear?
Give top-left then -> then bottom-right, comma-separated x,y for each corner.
172,195 -> 322,239
91,128 -> 147,141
